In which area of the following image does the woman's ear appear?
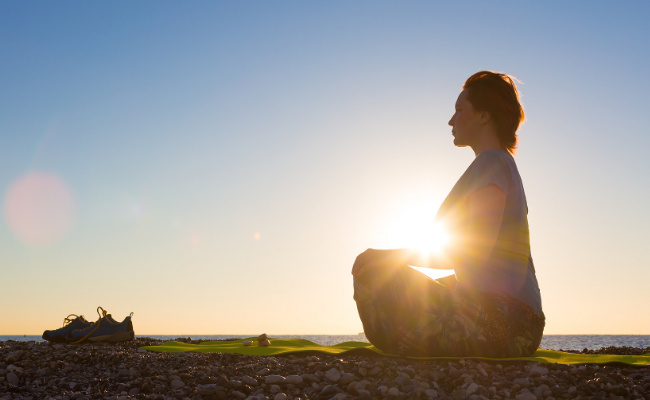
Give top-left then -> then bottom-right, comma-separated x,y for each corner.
479,111 -> 492,125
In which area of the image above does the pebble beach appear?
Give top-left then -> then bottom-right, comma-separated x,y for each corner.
2,338 -> 650,400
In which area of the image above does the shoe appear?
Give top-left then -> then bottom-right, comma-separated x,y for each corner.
42,314 -> 93,343
69,307 -> 135,343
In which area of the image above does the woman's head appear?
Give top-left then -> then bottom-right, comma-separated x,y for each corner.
462,71 -> 525,154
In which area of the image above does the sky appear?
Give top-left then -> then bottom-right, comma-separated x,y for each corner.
1,1 -> 649,336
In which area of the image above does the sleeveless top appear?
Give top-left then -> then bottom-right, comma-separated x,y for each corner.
436,150 -> 543,316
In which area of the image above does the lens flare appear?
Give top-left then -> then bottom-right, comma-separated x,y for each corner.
380,201 -> 451,256
3,172 -> 75,246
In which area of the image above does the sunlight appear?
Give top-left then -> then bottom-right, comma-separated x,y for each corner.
377,197 -> 455,280
379,200 -> 451,257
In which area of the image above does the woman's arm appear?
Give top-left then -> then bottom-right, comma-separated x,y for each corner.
352,184 -> 506,277
464,183 -> 506,267
351,247 -> 454,277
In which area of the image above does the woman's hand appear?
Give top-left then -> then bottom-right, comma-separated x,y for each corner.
351,248 -> 406,277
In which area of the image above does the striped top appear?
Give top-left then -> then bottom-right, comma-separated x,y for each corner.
437,150 -> 543,316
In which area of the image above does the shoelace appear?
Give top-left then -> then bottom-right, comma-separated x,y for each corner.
62,314 -> 84,327
71,306 -> 108,344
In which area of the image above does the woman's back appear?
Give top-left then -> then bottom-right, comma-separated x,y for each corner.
437,150 -> 543,316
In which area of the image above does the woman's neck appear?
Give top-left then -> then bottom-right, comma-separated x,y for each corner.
470,134 -> 502,156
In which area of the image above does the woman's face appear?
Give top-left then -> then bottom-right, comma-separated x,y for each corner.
448,89 -> 483,148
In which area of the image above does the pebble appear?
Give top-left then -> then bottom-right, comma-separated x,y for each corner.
515,391 -> 537,400
529,365 -> 549,375
231,390 -> 247,399
241,375 -> 258,386
285,374 -> 303,384
325,367 -> 341,382
1,338 -> 649,399
265,374 -> 286,384
6,372 -> 19,386
466,382 -> 479,395
516,376 -> 532,385
170,379 -> 184,388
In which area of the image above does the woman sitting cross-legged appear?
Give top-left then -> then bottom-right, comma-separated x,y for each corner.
352,71 -> 545,358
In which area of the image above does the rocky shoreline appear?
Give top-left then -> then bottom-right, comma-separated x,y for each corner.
1,338 -> 649,400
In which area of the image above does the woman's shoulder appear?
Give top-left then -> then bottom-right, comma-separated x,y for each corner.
470,149 -> 511,171
476,149 -> 511,161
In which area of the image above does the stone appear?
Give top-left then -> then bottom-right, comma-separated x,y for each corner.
529,365 -> 549,375
513,377 -> 530,386
339,372 -> 356,384
256,368 -> 271,376
241,375 -> 257,386
320,385 -> 344,396
6,365 -> 22,374
325,368 -> 341,382
388,386 -> 400,396
265,375 -> 286,384
258,333 -> 268,341
466,382 -> 479,396
258,339 -> 271,347
424,388 -> 438,398
231,390 -> 247,400
243,340 -> 254,346
515,391 -> 537,400
285,375 -> 303,384
170,379 -> 185,389
197,384 -> 218,395
7,350 -> 24,362
6,372 -> 19,386
273,393 -> 287,400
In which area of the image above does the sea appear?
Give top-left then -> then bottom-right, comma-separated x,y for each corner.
2,335 -> 650,350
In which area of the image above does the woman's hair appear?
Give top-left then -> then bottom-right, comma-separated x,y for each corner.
463,71 -> 525,155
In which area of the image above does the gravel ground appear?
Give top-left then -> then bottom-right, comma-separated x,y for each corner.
2,338 -> 650,400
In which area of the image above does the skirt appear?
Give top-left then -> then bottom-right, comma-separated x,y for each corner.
353,264 -> 545,357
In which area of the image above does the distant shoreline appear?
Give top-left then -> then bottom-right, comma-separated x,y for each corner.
2,334 -> 650,350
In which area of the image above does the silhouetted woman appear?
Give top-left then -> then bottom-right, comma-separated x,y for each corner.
352,71 -> 544,357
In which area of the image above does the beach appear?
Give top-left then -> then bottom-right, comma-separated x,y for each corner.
1,338 -> 650,399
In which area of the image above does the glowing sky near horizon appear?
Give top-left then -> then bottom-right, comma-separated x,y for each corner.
1,1 -> 650,335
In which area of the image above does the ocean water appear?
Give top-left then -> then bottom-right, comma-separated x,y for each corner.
2,334 -> 650,350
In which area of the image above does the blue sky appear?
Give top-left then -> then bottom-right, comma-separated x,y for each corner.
1,1 -> 649,335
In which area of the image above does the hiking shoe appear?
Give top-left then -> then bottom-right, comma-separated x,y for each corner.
42,314 -> 93,343
69,307 -> 134,343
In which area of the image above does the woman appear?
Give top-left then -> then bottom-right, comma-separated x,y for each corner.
352,71 -> 544,357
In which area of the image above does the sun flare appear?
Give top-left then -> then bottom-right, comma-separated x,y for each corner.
377,199 -> 455,280
378,200 -> 451,258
